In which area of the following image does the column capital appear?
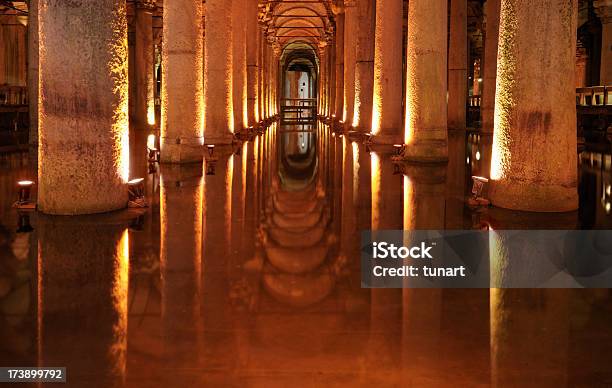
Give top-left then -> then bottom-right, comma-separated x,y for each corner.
136,0 -> 157,11
594,0 -> 612,23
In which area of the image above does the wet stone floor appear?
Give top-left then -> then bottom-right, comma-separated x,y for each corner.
0,123 -> 611,387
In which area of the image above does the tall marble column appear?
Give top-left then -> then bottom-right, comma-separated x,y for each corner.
481,0 -> 501,134
246,0 -> 259,124
232,0 -> 247,131
352,0 -> 375,131
319,48 -> 327,116
161,0 -> 204,162
448,0 -> 468,131
489,0 -> 578,212
205,0 -> 234,144
38,0 -> 129,215
342,0 -> 357,126
371,0 -> 403,144
27,0 -> 38,148
403,0 -> 448,162
334,9 -> 345,119
134,0 -> 156,128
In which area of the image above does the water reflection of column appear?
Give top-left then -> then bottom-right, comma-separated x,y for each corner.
38,216 -> 129,383
159,164 -> 203,367
490,289 -> 569,387
370,152 -> 402,370
445,130 -> 466,229
202,153 -> 236,368
401,164 -> 445,383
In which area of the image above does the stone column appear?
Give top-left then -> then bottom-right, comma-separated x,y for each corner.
319,47 -> 327,116
595,3 -> 612,85
205,0 -> 234,144
232,0 -> 247,131
334,10 -> 345,119
161,0 -> 204,162
448,0 -> 468,131
481,0 -> 501,134
489,0 -> 578,212
27,0 -> 38,148
342,0 -> 357,126
371,0 -> 403,144
246,0 -> 259,124
352,0 -> 375,131
134,0 -> 156,128
403,0 -> 448,162
38,0 -> 129,215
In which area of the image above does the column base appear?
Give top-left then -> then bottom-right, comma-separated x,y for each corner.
490,179 -> 578,213
402,139 -> 448,164
204,134 -> 235,146
160,139 -> 204,164
371,131 -> 401,145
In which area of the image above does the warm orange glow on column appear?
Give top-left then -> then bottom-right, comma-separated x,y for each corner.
111,228 -> 129,378
372,0 -> 403,142
205,0 -> 235,144
342,4 -> 357,124
403,0 -> 448,161
38,0 -> 129,214
371,152 -> 381,230
161,0 -> 204,161
403,175 -> 414,229
489,0 -> 578,212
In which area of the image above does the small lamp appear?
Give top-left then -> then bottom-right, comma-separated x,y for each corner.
207,145 -> 215,158
13,180 -> 36,210
393,144 -> 406,157
468,176 -> 490,207
128,178 -> 147,208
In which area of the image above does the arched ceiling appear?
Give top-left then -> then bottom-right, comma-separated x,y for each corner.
258,0 -> 337,59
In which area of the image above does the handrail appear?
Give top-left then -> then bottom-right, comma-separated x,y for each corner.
576,86 -> 611,106
0,86 -> 28,106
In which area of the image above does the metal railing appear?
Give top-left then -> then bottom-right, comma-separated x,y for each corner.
577,86 -> 611,107
280,98 -> 317,125
0,86 -> 28,106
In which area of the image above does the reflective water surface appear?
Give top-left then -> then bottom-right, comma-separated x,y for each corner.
0,124 -> 611,387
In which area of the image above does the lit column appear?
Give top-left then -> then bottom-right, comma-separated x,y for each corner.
448,0 -> 468,131
328,39 -> 336,118
134,0 -> 156,128
595,3 -> 612,85
334,8 -> 345,119
27,0 -> 38,148
232,0 -> 247,131
342,0 -> 357,126
489,0 -> 578,212
205,0 -> 234,144
371,0 -> 403,144
319,47 -> 327,116
352,0 -> 375,132
404,0 -> 448,162
481,0 -> 501,134
161,0 -> 204,162
246,0 -> 259,125
38,0 -> 129,214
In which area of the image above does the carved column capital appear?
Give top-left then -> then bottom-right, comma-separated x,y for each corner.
136,0 -> 156,11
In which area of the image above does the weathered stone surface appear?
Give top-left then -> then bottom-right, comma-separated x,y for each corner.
38,0 -> 129,215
